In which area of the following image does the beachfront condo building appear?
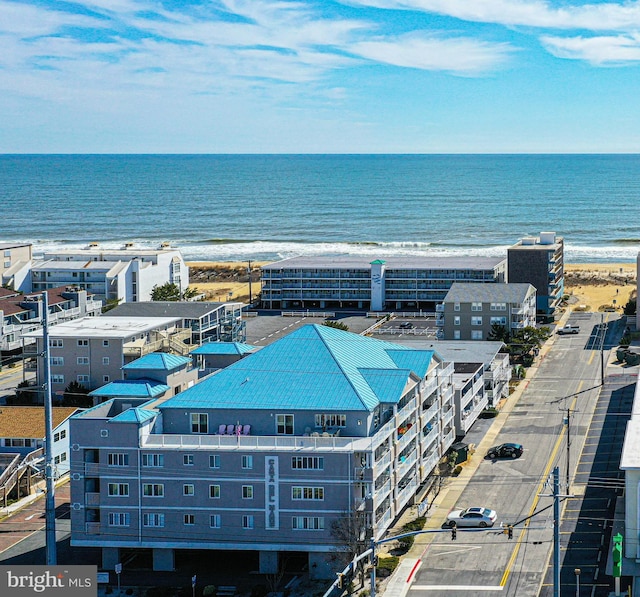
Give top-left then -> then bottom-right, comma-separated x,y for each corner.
27,244 -> 189,303
22,316 -> 191,398
507,232 -> 564,321
260,256 -> 507,311
68,324 -> 455,579
0,242 -> 33,292
437,282 -> 537,341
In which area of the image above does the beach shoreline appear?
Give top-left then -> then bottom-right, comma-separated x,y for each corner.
187,260 -> 637,311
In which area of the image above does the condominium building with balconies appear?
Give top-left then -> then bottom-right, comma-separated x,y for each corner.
69,324 -> 455,579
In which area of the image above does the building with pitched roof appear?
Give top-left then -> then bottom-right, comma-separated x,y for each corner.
69,324 -> 455,578
0,242 -> 32,291
438,282 -> 537,341
190,341 -> 256,373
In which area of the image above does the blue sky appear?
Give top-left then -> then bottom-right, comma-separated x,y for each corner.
3,0 -> 640,153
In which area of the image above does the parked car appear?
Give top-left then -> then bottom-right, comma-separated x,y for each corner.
486,443 -> 523,459
557,324 -> 580,335
399,322 -> 415,329
445,506 -> 497,528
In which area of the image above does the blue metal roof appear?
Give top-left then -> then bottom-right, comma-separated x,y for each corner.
159,324 -> 434,413
122,353 -> 192,371
89,379 -> 170,398
190,342 -> 256,356
110,408 -> 158,424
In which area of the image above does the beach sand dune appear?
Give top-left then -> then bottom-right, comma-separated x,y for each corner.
186,261 -> 637,312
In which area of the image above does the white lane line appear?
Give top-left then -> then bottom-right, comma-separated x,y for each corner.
412,586 -> 503,591
429,546 -> 482,557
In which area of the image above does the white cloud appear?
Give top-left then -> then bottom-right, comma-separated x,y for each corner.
348,0 -> 640,31
541,33 -> 640,64
349,33 -> 513,73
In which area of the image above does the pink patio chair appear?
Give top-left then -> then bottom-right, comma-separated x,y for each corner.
226,424 -> 235,435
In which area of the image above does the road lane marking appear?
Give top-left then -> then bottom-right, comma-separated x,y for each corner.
429,546 -> 482,557
499,384 -> 581,588
412,585 -> 503,591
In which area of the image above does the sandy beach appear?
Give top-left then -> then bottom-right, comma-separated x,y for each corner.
186,261 -> 637,312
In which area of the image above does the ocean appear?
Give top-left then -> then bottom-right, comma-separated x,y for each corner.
1,154 -> 639,263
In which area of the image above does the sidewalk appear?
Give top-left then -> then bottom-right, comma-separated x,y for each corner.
380,317 -> 565,596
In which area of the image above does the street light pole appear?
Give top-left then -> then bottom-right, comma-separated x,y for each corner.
574,568 -> 581,597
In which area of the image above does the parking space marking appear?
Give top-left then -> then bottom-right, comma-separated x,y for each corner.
412,585 -> 503,591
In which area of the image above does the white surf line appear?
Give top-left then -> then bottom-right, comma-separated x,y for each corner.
411,585 -> 503,591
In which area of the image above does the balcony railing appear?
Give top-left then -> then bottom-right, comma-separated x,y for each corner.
395,449 -> 417,479
85,522 -> 101,535
396,476 -> 418,509
85,492 -> 101,506
421,450 -> 440,478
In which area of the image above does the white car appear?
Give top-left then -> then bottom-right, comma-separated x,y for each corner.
446,507 -> 497,528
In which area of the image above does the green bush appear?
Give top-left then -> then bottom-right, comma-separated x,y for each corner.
203,586 -> 217,597
377,555 -> 400,576
403,517 -> 426,532
453,465 -> 463,476
397,535 -> 414,551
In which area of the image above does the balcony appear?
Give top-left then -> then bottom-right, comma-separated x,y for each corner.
396,396 -> 417,423
395,424 -> 417,451
85,522 -> 101,534
395,449 -> 417,479
435,304 -> 445,312
84,463 -> 100,476
421,376 -> 438,398
420,425 -> 439,449
396,476 -> 418,509
85,492 -> 101,506
421,399 -> 438,424
421,449 -> 440,477
441,428 -> 455,452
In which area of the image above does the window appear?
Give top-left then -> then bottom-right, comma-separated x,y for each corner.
242,485 -> 253,499
142,484 -> 164,497
102,357 -> 110,365
454,330 -> 461,340
108,483 -> 129,497
183,484 -> 195,496
276,414 -> 294,435
51,357 -> 64,366
210,514 -> 221,528
490,317 -> 507,326
292,516 -> 324,530
183,454 -> 194,466
142,454 -> 164,467
60,429 -> 66,439
314,414 -> 346,428
49,339 -> 63,348
209,485 -> 220,499
292,486 -> 324,500
103,340 -> 110,347
108,453 -> 129,467
454,303 -> 460,312
454,316 -> 460,326
77,339 -> 89,347
471,330 -> 484,340
60,452 -> 66,462
184,514 -> 195,525
241,455 -> 253,469
77,357 -> 89,365
77,375 -> 89,383
242,515 -> 254,529
490,302 -> 507,311
52,375 -> 64,384
209,455 -> 220,469
471,316 -> 483,326
54,432 -> 60,442
471,302 -> 483,311
291,456 -> 324,470
6,438 -> 32,447
103,376 -> 110,383
54,455 -> 60,464
191,413 -> 208,434
108,512 -> 130,527
143,513 -> 164,527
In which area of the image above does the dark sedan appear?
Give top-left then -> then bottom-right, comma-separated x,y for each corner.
486,443 -> 523,459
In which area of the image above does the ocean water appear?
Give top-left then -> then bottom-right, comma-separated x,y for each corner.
1,154 -> 639,263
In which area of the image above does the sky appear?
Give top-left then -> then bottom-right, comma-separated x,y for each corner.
3,0 -> 640,153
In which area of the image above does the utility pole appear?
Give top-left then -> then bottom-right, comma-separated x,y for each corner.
553,466 -> 560,597
600,313 -> 606,386
564,408 -> 571,492
247,260 -> 253,307
41,292 -> 57,565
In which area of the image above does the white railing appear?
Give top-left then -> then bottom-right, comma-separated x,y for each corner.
395,450 -> 417,479
420,425 -> 439,449
375,506 -> 393,531
374,479 -> 392,509
144,433 -> 358,451
374,449 -> 393,473
281,311 -> 334,318
421,376 -> 438,398
442,406 -> 455,427
421,450 -> 440,477
441,429 -> 455,452
396,397 -> 417,423
371,417 -> 396,451
421,400 -> 439,423
395,425 -> 417,451
396,476 -> 418,508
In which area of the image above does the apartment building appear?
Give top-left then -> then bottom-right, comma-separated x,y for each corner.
438,282 -> 537,341
23,316 -> 186,398
507,232 -> 564,321
260,256 -> 507,311
190,342 -> 256,375
0,287 -> 102,354
28,244 -> 189,303
69,324 -> 455,579
0,242 -> 32,291
103,301 -> 246,344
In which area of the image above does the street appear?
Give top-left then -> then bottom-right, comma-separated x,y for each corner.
408,312 -> 629,596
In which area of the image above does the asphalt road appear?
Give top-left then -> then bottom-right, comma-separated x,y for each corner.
408,312 -> 626,597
